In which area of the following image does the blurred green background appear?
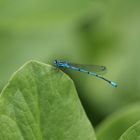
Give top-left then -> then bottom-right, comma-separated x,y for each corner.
0,0 -> 140,133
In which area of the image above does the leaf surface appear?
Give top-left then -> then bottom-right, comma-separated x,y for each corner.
119,120 -> 140,140
96,103 -> 140,140
0,60 -> 96,140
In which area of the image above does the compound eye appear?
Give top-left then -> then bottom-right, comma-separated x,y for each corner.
54,60 -> 57,64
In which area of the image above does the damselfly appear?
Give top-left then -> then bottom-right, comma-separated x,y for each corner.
54,60 -> 117,87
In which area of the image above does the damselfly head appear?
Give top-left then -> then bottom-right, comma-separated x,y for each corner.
54,60 -> 58,65
54,60 -> 66,67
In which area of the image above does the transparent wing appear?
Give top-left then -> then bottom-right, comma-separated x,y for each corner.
68,63 -> 107,75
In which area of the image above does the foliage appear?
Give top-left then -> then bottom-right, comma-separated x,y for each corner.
0,61 -> 96,140
1,0 -> 140,139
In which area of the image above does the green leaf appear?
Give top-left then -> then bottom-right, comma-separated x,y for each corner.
96,103 -> 140,140
119,120 -> 140,140
0,60 -> 96,140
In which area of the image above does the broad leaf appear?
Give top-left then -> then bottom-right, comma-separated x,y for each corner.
0,60 -> 96,140
96,103 -> 140,140
119,120 -> 140,140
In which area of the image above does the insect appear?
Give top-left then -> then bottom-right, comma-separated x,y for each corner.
54,60 -> 117,87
